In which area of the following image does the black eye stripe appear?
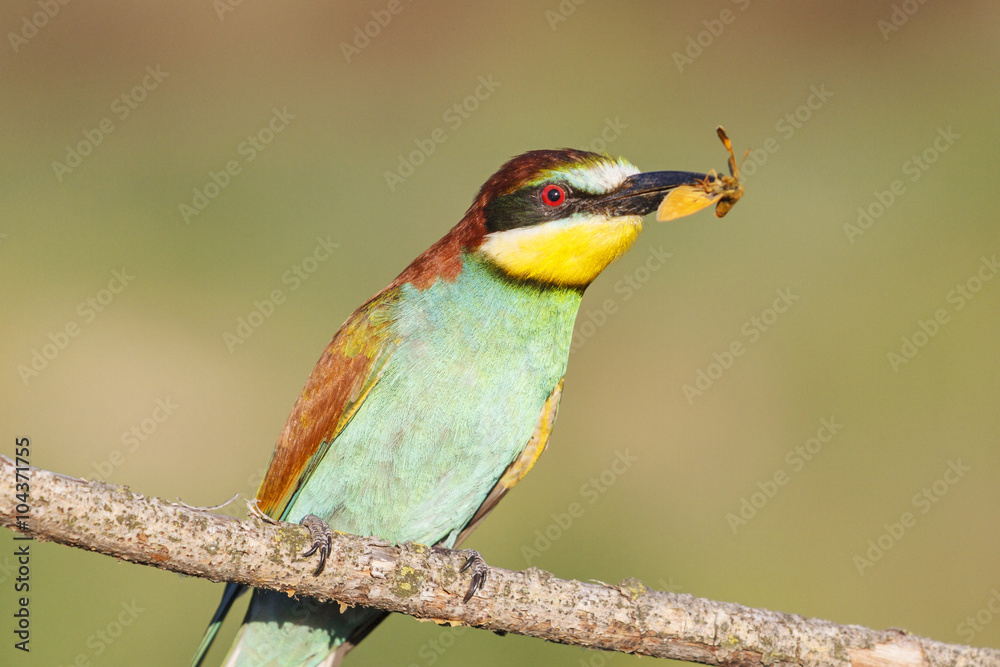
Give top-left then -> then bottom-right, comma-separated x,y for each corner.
484,182 -> 599,232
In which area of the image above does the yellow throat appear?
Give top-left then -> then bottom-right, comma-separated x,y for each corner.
479,214 -> 643,287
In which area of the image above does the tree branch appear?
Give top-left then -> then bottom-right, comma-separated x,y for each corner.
1,455 -> 995,667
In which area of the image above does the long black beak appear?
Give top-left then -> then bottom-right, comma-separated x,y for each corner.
602,171 -> 706,217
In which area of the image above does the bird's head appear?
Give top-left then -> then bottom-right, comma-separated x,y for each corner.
392,149 -> 716,292
469,149 -> 704,288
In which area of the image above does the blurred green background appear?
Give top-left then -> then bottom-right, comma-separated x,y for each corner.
2,1 -> 999,665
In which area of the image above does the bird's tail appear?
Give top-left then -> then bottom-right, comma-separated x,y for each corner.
216,588 -> 388,667
191,582 -> 246,667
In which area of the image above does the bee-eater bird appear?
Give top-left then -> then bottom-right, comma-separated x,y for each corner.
192,149 -> 713,666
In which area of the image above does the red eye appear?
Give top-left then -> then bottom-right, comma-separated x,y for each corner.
541,184 -> 566,207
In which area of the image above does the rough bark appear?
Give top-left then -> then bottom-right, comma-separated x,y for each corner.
1,456 -> 996,667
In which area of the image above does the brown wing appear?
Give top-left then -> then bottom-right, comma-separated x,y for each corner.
452,378 -> 564,547
255,289 -> 401,519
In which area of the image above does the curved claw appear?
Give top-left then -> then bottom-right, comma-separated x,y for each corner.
300,514 -> 333,576
459,549 -> 489,602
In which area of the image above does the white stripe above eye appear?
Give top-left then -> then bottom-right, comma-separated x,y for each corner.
543,158 -> 639,195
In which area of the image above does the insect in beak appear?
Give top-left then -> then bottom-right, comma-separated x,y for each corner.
656,126 -> 746,222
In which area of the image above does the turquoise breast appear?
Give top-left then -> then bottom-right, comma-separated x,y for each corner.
283,252 -> 583,546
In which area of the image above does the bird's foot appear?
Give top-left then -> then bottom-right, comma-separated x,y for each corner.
459,549 -> 489,602
300,514 -> 333,576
